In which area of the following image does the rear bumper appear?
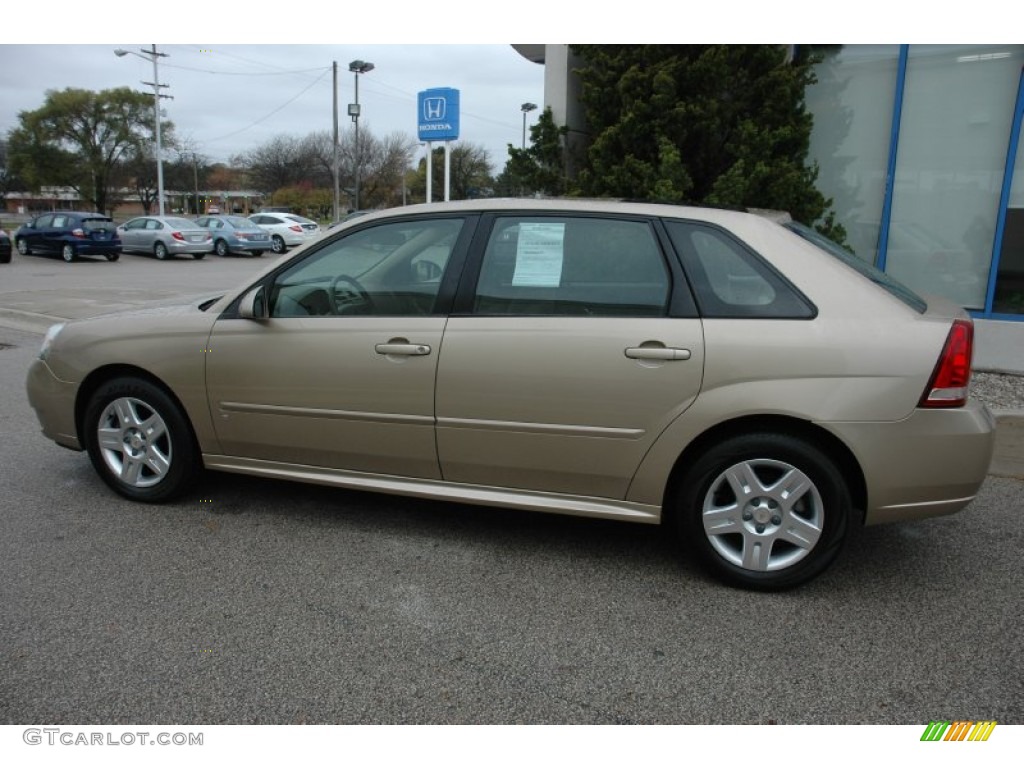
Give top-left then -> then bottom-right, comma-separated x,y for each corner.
168,241 -> 211,254
825,401 -> 996,525
74,242 -> 121,256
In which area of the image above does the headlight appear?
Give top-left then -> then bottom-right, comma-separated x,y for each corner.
39,322 -> 65,361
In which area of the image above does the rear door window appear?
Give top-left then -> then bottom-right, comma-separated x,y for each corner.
472,216 -> 671,317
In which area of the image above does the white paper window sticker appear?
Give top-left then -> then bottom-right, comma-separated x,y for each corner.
512,222 -> 565,286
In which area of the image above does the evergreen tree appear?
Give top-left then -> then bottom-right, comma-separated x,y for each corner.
503,107 -> 570,197
570,45 -> 843,238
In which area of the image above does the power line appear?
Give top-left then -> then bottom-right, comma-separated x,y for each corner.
201,67 -> 332,144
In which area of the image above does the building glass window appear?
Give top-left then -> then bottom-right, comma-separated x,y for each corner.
805,45 -> 901,265
993,72 -> 1024,316
886,45 -> 1024,310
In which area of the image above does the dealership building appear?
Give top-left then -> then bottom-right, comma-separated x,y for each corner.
515,44 -> 1024,371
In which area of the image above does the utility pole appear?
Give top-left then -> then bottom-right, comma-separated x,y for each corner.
332,61 -> 340,222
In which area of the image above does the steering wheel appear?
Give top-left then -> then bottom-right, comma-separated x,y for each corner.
329,274 -> 373,315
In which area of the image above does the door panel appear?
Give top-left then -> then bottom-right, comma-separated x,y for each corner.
205,215 -> 470,478
436,318 -> 703,498
436,214 -> 704,499
206,317 -> 444,478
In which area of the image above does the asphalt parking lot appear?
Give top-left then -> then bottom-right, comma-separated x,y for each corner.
1,252 -> 1022,725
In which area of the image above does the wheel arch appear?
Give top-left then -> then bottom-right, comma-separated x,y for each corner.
660,414 -> 867,527
74,364 -> 202,459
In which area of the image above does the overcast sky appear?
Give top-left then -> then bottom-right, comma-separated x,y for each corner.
0,5 -> 1000,174
0,43 -> 545,171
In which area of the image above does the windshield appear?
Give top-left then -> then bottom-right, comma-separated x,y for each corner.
225,216 -> 254,228
783,221 -> 927,314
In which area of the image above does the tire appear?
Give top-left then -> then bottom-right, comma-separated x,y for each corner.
215,239 -> 229,257
193,252 -> 206,260
271,235 -> 286,254
17,238 -> 31,255
106,253 -> 120,262
82,377 -> 200,503
62,243 -> 76,262
154,242 -> 169,260
674,433 -> 850,590
250,250 -> 264,257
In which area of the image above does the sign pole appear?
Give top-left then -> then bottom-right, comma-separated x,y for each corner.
425,141 -> 433,204
444,141 -> 451,202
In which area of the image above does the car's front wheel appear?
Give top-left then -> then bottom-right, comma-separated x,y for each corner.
83,377 -> 200,502
16,238 -> 31,256
105,253 -> 120,262
215,239 -> 229,257
675,433 -> 850,590
271,235 -> 286,254
154,242 -> 169,260
62,244 -> 76,262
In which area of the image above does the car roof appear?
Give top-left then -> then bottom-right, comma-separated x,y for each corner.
349,198 -> 755,222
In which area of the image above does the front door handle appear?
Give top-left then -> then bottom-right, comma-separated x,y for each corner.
375,342 -> 431,356
625,346 -> 691,361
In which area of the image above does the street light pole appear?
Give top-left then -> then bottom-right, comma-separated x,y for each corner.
521,102 -> 537,149
114,45 -> 171,216
348,59 -> 374,212
332,61 -> 340,222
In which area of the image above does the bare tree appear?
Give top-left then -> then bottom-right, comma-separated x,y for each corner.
234,135 -> 316,194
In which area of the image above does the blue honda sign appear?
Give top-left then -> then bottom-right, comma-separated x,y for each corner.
418,88 -> 460,142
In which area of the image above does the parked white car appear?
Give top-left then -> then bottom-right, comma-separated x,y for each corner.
249,213 -> 322,254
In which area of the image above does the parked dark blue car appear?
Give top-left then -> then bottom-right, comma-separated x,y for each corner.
14,212 -> 121,263
0,225 -> 12,264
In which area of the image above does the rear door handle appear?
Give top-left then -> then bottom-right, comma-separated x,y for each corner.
375,342 -> 432,356
625,347 -> 691,361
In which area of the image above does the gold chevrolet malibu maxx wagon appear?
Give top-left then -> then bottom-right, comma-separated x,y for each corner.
26,200 -> 996,589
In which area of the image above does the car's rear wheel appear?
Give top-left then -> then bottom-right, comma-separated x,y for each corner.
193,252 -> 206,260
154,242 -> 169,260
83,377 -> 200,502
675,433 -> 850,590
250,250 -> 264,257
215,239 -> 229,257
16,239 -> 31,256
271,235 -> 285,254
62,244 -> 75,262
106,253 -> 119,262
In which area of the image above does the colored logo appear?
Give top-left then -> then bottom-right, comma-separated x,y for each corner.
920,721 -> 997,741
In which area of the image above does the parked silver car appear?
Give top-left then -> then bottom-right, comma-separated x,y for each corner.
195,215 -> 272,257
25,200 -> 995,590
117,216 -> 212,260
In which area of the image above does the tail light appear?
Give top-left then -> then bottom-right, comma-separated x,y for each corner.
919,318 -> 974,408
71,228 -> 87,238
172,231 -> 186,241
289,225 -> 303,233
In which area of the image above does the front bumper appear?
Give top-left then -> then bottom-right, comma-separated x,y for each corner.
26,358 -> 81,450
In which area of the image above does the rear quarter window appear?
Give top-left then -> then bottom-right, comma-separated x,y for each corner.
665,221 -> 815,319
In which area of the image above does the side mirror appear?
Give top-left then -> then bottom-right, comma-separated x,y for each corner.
239,285 -> 268,320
